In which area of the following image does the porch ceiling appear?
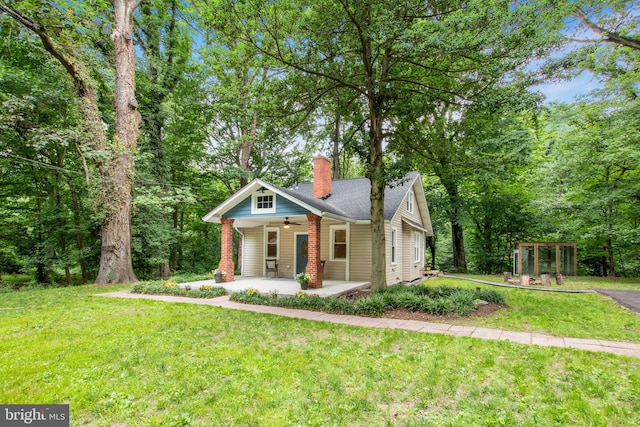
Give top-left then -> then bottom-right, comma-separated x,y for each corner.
231,214 -> 309,228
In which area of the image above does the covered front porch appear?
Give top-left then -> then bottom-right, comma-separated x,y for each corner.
182,276 -> 370,297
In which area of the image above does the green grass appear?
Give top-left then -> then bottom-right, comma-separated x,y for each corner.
420,277 -> 640,341
455,273 -> 640,290
1,285 -> 640,426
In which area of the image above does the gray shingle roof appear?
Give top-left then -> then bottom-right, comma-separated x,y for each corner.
275,171 -> 420,221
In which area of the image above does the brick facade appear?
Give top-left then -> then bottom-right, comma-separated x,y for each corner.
219,218 -> 235,282
306,213 -> 323,288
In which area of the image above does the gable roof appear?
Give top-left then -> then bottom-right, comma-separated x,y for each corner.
278,171 -> 422,221
203,171 -> 431,233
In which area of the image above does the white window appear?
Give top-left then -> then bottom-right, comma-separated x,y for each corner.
414,231 -> 423,263
330,225 -> 348,261
391,228 -> 397,265
265,227 -> 279,259
252,191 -> 276,214
407,191 -> 414,213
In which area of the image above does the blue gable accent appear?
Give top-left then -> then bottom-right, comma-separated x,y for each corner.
223,193 -> 309,219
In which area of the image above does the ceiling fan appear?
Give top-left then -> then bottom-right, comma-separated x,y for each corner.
283,217 -> 301,229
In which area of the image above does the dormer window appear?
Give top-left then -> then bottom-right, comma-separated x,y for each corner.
252,191 -> 276,214
407,191 -> 414,213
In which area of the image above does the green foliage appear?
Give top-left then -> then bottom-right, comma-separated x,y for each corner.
229,285 -> 506,317
131,280 -> 226,298
0,247 -> 24,274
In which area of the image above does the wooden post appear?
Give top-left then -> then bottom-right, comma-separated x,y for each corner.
520,274 -> 529,286
556,274 -> 564,285
541,274 -> 551,287
503,272 -> 512,282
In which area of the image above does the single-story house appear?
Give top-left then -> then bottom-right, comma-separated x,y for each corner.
202,155 -> 433,288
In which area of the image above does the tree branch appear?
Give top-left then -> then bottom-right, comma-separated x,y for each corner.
0,3 -> 89,97
573,7 -> 640,51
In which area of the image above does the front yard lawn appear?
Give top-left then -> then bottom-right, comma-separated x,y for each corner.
423,277 -> 640,342
1,284 -> 639,426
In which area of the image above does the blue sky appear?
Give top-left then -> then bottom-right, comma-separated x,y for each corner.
532,71 -> 602,104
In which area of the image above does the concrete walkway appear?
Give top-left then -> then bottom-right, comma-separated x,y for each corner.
99,291 -> 640,359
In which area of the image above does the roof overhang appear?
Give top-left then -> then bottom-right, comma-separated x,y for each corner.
402,216 -> 430,233
202,179 -> 355,225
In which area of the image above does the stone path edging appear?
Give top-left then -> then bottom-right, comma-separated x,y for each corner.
98,291 -> 640,359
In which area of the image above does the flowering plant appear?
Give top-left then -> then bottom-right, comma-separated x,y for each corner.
295,271 -> 312,284
212,268 -> 226,277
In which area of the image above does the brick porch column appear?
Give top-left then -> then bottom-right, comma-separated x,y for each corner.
306,213 -> 323,288
219,218 -> 235,282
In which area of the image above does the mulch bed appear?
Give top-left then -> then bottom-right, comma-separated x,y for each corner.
340,288 -> 506,321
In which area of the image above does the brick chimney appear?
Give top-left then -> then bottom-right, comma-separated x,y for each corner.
313,154 -> 332,199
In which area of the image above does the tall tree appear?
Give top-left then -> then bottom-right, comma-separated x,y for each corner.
133,0 -> 193,277
534,102 -> 640,276
94,0 -> 141,284
225,0 -> 557,290
1,0 -> 141,284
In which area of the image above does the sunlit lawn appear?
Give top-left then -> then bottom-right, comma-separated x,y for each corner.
1,284 -> 640,426
457,273 -> 640,290
422,277 -> 640,342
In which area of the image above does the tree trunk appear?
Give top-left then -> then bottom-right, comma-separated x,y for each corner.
95,0 -> 141,285
442,179 -> 467,273
68,179 -> 88,284
171,205 -> 179,271
426,235 -> 436,269
368,112 -> 387,292
606,234 -> 616,277
333,114 -> 341,179
54,170 -> 72,286
236,111 -> 258,271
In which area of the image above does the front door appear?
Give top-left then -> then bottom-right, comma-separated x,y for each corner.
295,234 -> 309,275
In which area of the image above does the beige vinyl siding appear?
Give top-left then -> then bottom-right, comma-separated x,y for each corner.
388,180 -> 427,283
318,222 -> 344,280
241,226 -> 264,276
349,224 -> 371,281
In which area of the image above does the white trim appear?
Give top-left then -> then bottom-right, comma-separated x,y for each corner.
330,224 -> 349,262
407,190 -> 414,213
264,227 -> 280,260
414,231 -> 423,264
401,217 -> 430,233
202,179 -> 325,223
251,191 -> 276,214
391,227 -> 398,265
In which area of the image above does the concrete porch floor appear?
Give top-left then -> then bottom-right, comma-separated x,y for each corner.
181,276 -> 370,297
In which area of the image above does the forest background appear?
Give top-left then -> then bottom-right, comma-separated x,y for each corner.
0,0 -> 638,286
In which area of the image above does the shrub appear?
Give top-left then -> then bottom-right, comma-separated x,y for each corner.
420,298 -> 454,315
448,290 -> 477,316
228,285 -> 506,318
131,281 -> 225,298
473,288 -> 506,305
353,294 -> 388,316
324,297 -> 355,314
230,291 -> 269,305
